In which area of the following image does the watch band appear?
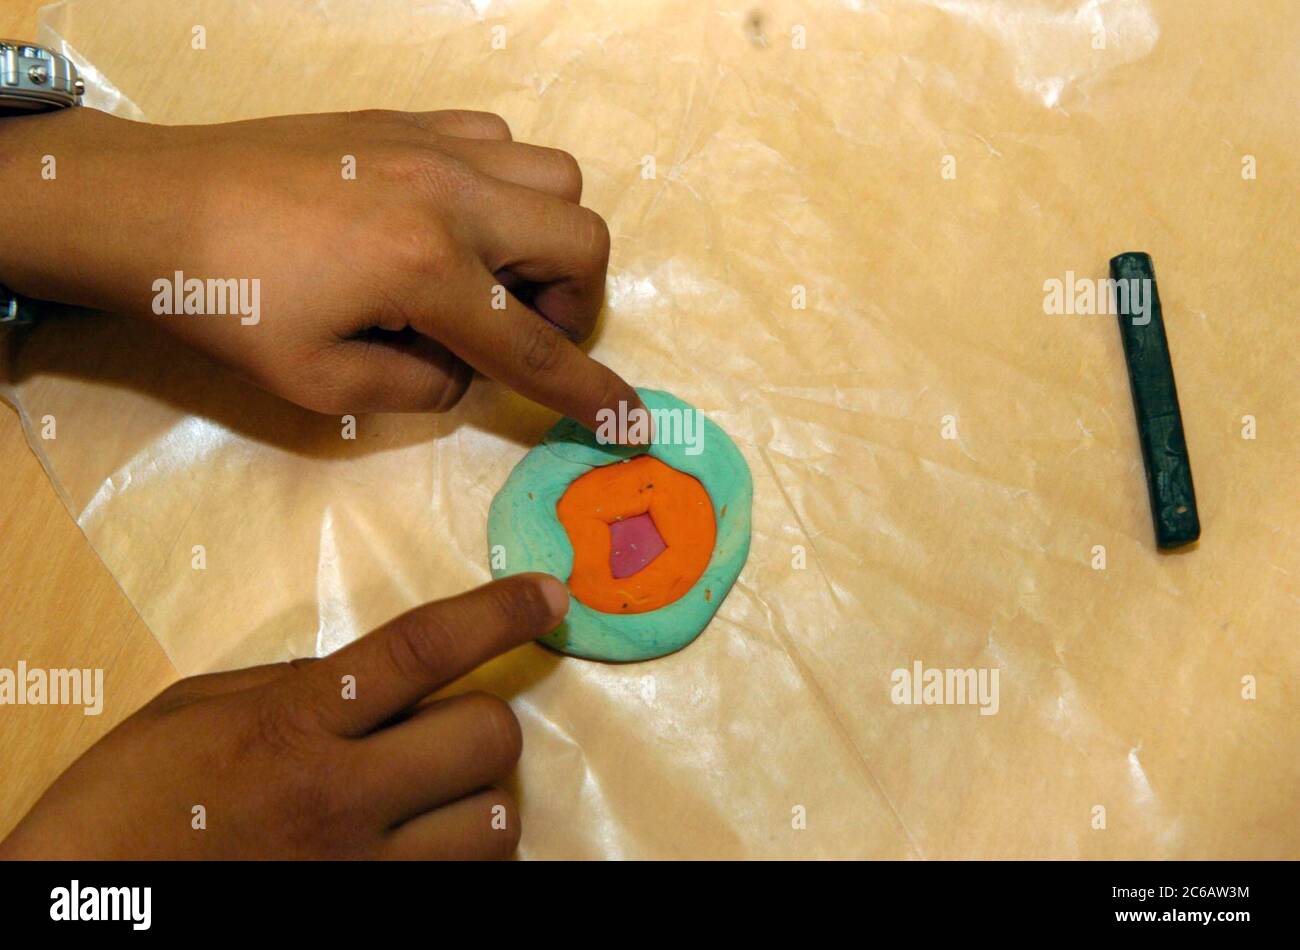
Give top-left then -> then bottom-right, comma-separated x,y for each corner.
0,39 -> 84,116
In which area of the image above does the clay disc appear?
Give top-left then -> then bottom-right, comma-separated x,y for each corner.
486,389 -> 753,662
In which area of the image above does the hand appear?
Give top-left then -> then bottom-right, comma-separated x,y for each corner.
0,107 -> 643,427
0,573 -> 568,860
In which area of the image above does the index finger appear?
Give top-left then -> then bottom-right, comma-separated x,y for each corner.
425,259 -> 647,439
301,573 -> 568,736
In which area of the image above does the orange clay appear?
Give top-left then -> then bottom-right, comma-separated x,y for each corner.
557,456 -> 716,614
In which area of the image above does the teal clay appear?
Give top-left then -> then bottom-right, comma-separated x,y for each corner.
487,389 -> 753,662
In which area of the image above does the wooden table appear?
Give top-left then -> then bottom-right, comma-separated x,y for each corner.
0,0 -> 177,841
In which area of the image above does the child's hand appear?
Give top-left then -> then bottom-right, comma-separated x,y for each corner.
0,107 -> 642,429
0,574 -> 568,860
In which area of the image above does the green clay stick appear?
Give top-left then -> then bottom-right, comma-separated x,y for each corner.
1110,252 -> 1200,549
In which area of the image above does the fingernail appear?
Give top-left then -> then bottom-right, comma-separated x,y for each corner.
538,575 -> 571,619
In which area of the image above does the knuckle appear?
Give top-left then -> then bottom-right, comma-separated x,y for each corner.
343,107 -> 402,128
544,147 -> 583,199
490,575 -> 552,629
384,216 -> 461,281
574,207 -> 611,268
515,318 -> 565,376
274,751 -> 368,856
248,692 -> 320,758
463,691 -> 523,766
220,693 -> 369,857
480,112 -> 512,139
383,613 -> 453,684
388,147 -> 479,202
466,110 -> 512,140
424,109 -> 511,140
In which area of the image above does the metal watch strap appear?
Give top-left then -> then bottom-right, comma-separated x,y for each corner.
0,39 -> 84,116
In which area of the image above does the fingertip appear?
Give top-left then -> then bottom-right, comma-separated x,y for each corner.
614,392 -> 654,447
525,573 -> 571,624
587,378 -> 653,447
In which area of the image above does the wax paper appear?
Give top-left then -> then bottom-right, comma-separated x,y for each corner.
2,0 -> 1296,858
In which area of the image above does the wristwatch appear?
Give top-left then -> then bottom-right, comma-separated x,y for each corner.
1,39 -> 85,324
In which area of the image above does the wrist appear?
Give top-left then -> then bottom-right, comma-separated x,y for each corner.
0,109 -> 88,304
0,108 -> 189,317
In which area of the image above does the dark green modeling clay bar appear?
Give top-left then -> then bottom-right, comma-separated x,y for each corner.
1110,252 -> 1200,549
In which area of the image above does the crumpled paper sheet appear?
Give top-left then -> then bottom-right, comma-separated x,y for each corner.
3,0 -> 1296,858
